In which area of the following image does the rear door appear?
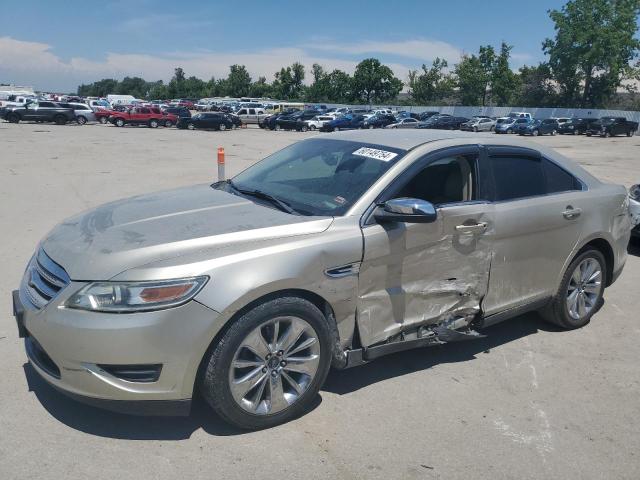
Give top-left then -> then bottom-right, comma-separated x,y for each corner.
357,146 -> 494,346
481,146 -> 585,315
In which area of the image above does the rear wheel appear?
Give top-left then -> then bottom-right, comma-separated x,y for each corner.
541,248 -> 606,329
200,297 -> 332,430
627,130 -> 633,137
187,122 -> 195,130
164,120 -> 173,128
300,125 -> 308,132
532,129 -> 539,136
149,119 -> 159,128
219,123 -> 227,131
7,113 -> 20,123
551,129 -> 557,136
99,116 -> 108,124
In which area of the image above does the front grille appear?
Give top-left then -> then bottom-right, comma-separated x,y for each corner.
20,249 -> 70,309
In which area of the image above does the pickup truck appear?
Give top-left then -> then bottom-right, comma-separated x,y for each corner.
109,107 -> 178,128
586,117 -> 638,137
1,101 -> 76,125
235,107 -> 270,125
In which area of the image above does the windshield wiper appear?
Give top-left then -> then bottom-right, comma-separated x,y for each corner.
226,180 -> 299,215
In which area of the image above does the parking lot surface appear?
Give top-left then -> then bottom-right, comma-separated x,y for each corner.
1,122 -> 639,480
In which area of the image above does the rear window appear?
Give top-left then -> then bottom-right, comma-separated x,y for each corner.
543,158 -> 581,193
489,156 -> 545,201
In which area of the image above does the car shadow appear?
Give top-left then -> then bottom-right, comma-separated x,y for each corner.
627,238 -> 640,257
23,312 -> 552,439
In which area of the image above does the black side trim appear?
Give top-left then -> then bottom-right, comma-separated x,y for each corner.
480,297 -> 551,329
97,364 -> 162,383
25,336 -> 61,379
12,290 -> 27,338
49,385 -> 192,416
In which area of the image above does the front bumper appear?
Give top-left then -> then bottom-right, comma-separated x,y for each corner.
13,284 -> 221,415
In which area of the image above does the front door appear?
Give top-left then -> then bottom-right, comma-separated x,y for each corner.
357,147 -> 494,347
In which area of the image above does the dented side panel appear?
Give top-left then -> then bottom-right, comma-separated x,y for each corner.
357,203 -> 494,347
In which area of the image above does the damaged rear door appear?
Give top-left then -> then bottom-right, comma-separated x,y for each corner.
356,146 -> 494,347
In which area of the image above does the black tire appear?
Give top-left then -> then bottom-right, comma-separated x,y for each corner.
115,118 -> 125,127
7,113 -> 20,123
219,123 -> 227,131
164,120 -> 173,128
627,130 -> 633,137
586,132 -> 592,137
54,115 -> 67,125
540,248 -> 606,330
149,119 -> 159,128
473,126 -> 478,132
187,122 -> 195,130
99,117 -> 108,124
200,296 -> 332,430
300,125 -> 308,132
76,116 -> 87,125
309,125 -> 316,131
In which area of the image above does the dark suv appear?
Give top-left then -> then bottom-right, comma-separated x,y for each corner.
2,101 -> 76,125
558,118 -> 598,135
177,112 -> 233,131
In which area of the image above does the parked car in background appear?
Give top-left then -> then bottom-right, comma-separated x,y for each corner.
59,102 -> 96,125
386,118 -> 420,129
507,112 -> 532,120
630,184 -> 640,240
301,115 -> 333,131
271,110 -> 318,131
177,112 -> 233,130
586,117 -> 638,137
419,111 -> 441,121
224,113 -> 242,128
363,114 -> 397,129
88,99 -> 110,111
494,117 -> 518,134
109,107 -> 177,128
1,101 -> 75,125
557,118 -> 598,135
518,118 -> 559,136
460,117 -> 496,132
172,99 -> 194,109
420,116 -> 469,130
318,114 -> 367,132
14,130 -> 630,430
236,108 -> 269,125
162,106 -> 191,120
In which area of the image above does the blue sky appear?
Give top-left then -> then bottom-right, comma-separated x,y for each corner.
0,0 -> 568,92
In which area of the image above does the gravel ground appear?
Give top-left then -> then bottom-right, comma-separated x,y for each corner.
1,122 -> 639,480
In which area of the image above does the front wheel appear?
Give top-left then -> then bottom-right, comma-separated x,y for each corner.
200,297 -> 332,430
187,122 -> 195,130
7,113 -> 20,123
149,119 -> 159,128
300,125 -> 308,132
540,248 -> 606,329
115,118 -> 125,127
76,116 -> 87,125
164,120 -> 173,128
532,129 -> 539,136
219,123 -> 227,131
551,129 -> 557,136
99,117 -> 108,124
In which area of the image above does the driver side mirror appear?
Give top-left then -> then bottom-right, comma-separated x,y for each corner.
374,198 -> 437,224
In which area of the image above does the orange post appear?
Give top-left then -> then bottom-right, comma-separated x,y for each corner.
217,147 -> 225,181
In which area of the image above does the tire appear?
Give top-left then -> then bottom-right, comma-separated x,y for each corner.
532,129 -> 539,136
76,116 -> 87,125
309,125 -> 317,131
551,129 -> 557,136
54,115 -> 67,125
368,124 -> 374,129
300,125 -> 308,132
275,124 -> 281,131
603,131 -> 610,138
473,126 -> 478,132
507,128 -> 513,134
187,122 -> 195,130
490,125 -> 495,131
627,130 -> 633,137
149,119 -> 159,128
164,120 -> 173,128
540,248 -> 606,330
115,118 -> 125,127
200,296 -> 332,430
586,132 -> 592,137
7,113 -> 20,123
219,123 -> 227,131
99,117 -> 108,124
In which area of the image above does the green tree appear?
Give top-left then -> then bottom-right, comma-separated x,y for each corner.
513,63 -> 557,107
478,45 -> 496,105
352,58 -> 403,104
490,43 -> 519,106
225,64 -> 252,97
249,76 -> 272,98
454,54 -> 486,106
408,57 -> 455,104
543,0 -> 640,108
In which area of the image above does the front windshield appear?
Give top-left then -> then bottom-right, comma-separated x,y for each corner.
224,138 -> 406,216
600,117 -> 615,124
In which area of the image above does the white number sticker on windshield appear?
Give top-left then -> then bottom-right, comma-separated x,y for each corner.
352,147 -> 398,162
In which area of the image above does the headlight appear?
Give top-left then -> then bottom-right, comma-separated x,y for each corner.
65,276 -> 208,312
630,184 -> 640,201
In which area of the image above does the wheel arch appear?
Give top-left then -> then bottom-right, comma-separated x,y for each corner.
578,238 -> 614,286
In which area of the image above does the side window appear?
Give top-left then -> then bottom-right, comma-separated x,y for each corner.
248,109 -> 255,115
238,109 -> 247,115
39,102 -> 54,108
489,155 -> 545,201
394,154 -> 478,205
543,158 -> 581,193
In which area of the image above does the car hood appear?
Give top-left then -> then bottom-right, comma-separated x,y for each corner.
41,184 -> 333,280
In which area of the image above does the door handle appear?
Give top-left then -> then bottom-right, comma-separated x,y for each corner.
562,207 -> 582,219
455,222 -> 488,234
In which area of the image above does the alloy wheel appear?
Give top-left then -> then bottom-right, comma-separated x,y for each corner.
566,258 -> 602,320
228,316 -> 320,415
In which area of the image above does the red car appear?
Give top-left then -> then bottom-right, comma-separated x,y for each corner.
173,100 -> 194,109
109,107 -> 178,128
